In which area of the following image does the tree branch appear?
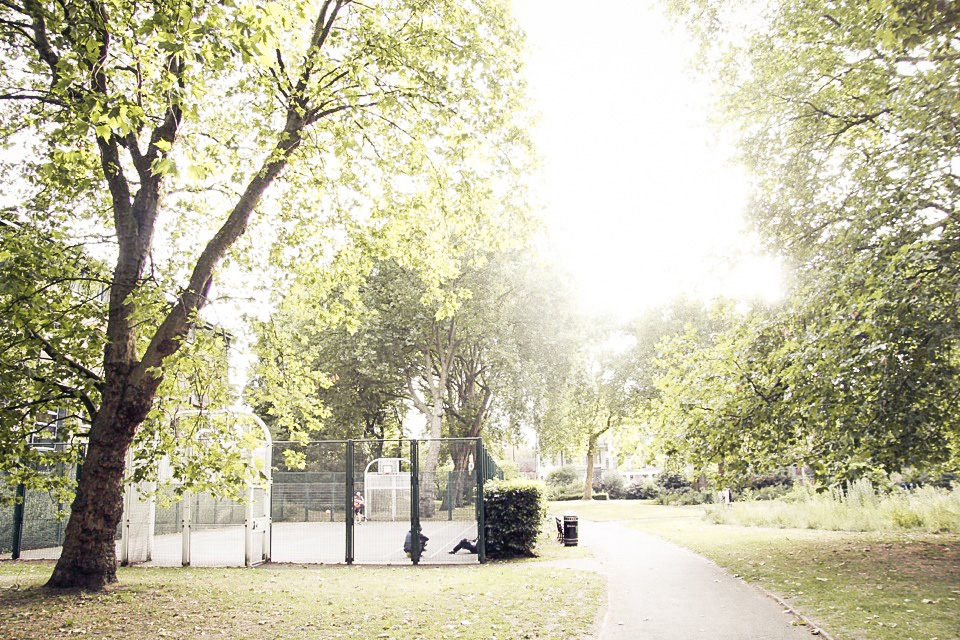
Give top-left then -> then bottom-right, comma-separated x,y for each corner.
21,0 -> 61,81
0,90 -> 67,106
23,372 -> 98,422
28,327 -> 104,385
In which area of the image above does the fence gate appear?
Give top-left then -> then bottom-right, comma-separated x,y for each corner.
269,438 -> 500,565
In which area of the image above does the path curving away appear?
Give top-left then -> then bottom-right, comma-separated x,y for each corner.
549,519 -> 820,640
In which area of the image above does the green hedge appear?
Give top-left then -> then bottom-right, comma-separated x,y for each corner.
551,491 -> 611,502
483,478 -> 545,559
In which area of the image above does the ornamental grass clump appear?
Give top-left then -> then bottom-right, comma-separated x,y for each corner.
706,481 -> 960,533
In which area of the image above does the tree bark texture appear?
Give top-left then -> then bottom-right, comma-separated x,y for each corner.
47,388 -> 153,588
583,416 -> 614,501
407,320 -> 459,519
582,436 -> 596,501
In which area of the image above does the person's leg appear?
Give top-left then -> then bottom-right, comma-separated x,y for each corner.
449,539 -> 466,554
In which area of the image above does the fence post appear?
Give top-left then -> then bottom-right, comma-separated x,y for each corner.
410,439 -> 421,564
446,470 -> 453,521
476,438 -> 486,563
181,492 -> 191,567
10,483 -> 25,560
345,440 -> 354,564
244,484 -> 254,567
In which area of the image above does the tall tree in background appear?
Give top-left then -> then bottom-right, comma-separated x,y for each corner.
438,253 -> 580,505
0,0 -> 531,589
252,251 -> 579,511
662,0 -> 960,480
649,303 -> 794,483
541,339 -> 635,500
617,297 -> 715,465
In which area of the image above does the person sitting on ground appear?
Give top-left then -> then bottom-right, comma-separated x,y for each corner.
403,529 -> 429,557
448,537 -> 478,554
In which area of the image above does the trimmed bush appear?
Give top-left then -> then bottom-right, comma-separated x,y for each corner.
483,478 -> 546,559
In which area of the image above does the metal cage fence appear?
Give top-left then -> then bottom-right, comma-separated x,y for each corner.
3,437 -> 502,567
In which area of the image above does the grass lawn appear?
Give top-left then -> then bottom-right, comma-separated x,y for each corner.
0,546 -> 603,640
551,500 -> 960,640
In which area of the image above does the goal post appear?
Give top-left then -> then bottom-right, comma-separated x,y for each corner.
363,458 -> 411,521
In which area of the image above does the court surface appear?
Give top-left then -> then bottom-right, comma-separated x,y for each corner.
6,519 -> 481,566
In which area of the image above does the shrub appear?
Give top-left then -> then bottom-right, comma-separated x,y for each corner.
930,471 -> 957,489
899,468 -> 958,490
600,472 -> 625,499
545,466 -> 578,488
544,479 -> 582,501
742,469 -> 795,491
741,485 -> 791,501
496,459 -> 520,481
625,480 -> 657,500
656,472 -> 691,491
483,478 -> 546,559
655,488 -> 714,505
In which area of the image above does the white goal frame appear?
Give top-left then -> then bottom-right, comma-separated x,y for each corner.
363,457 -> 411,522
119,407 -> 272,567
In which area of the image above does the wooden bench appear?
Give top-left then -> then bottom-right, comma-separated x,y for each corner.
555,516 -> 564,542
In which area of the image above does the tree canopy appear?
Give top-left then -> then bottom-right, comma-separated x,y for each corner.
649,0 -> 960,484
250,248 -> 579,448
0,0 -> 533,588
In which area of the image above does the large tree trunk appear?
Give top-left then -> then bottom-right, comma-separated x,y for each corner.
409,387 -> 444,518
46,126 -> 165,587
445,443 -> 473,510
407,321 -> 458,519
46,393 -> 149,588
417,389 -> 445,519
582,415 -> 614,501
582,436 -> 596,501
421,429 -> 441,518
442,387 -> 489,510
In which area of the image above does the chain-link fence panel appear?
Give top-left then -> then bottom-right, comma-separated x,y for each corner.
269,441 -> 348,563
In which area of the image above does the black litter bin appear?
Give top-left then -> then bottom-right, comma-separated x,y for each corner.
562,514 -> 578,546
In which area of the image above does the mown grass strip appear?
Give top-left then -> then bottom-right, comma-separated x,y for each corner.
0,559 -> 603,640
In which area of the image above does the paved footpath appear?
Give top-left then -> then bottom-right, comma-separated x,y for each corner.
552,519 -> 821,640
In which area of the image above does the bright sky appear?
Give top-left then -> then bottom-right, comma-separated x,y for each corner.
511,0 -> 782,319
